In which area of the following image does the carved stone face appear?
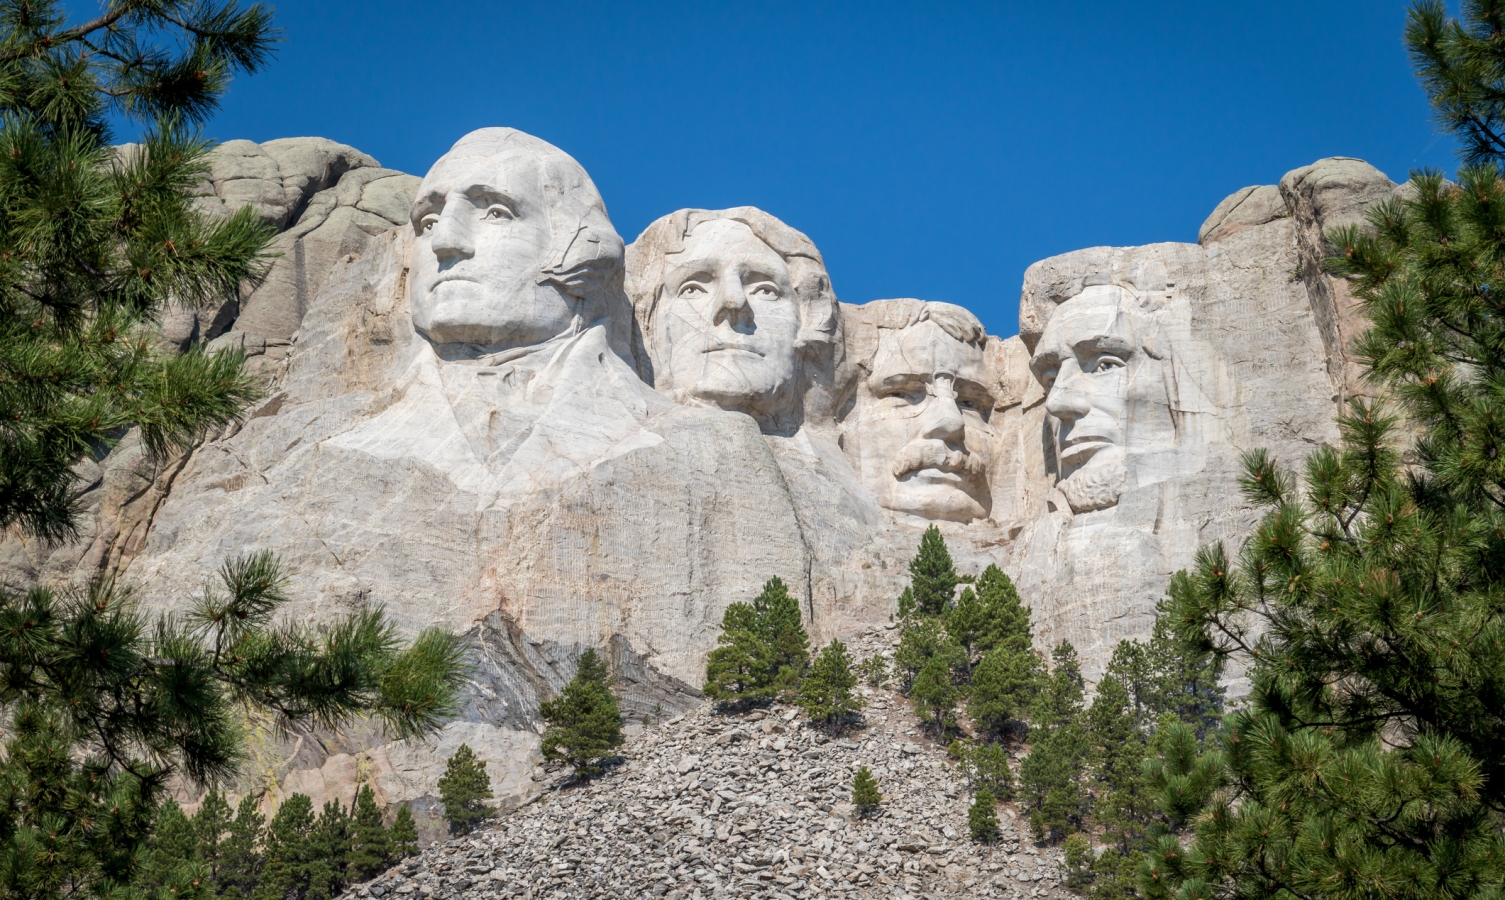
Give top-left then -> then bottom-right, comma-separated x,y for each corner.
656,219 -> 801,417
851,319 -> 995,522
1030,285 -> 1134,511
409,150 -> 573,349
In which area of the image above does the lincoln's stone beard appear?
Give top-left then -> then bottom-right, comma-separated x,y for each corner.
846,305 -> 996,523
1030,284 -> 1136,513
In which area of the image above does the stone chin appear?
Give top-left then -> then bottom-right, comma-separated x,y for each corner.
411,280 -> 574,349
1057,447 -> 1127,513
884,475 -> 989,524
664,350 -> 795,420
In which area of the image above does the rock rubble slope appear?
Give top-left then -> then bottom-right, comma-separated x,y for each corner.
344,630 -> 1065,900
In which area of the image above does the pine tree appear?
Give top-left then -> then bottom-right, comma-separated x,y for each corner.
136,798 -> 202,898
797,640 -> 864,730
1083,675 -> 1149,852
851,766 -> 882,817
703,577 -> 811,707
968,644 -> 1040,741
437,744 -> 494,836
540,649 -> 624,778
947,563 -> 1032,661
388,806 -> 418,860
0,1 -> 280,543
1146,5 -> 1505,879
856,653 -> 889,688
346,785 -> 393,882
910,655 -> 960,737
252,794 -> 318,900
967,787 -> 999,842
752,576 -> 810,694
909,525 -> 958,616
217,794 -> 266,900
1103,597 -> 1224,738
193,789 -> 234,887
964,743 -> 1015,801
306,801 -> 352,900
1018,643 -> 1088,844
0,553 -> 464,900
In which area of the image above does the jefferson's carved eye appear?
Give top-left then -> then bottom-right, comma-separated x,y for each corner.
678,282 -> 709,298
1090,355 -> 1126,373
746,280 -> 781,300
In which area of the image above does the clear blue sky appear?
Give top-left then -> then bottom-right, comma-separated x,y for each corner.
181,1 -> 1455,338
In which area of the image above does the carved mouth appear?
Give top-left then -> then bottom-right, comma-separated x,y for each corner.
907,467 -> 965,484
1058,436 -> 1114,464
703,343 -> 764,358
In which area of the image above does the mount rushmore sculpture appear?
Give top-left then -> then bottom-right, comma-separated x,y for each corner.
0,128 -> 1403,815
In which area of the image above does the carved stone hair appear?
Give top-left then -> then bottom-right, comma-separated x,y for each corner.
412,127 -> 631,350
625,207 -> 841,381
866,298 -> 987,348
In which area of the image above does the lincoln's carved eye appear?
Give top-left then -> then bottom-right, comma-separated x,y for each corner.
1091,355 -> 1126,373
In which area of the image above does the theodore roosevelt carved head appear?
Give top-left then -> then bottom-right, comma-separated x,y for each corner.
626,208 -> 839,432
844,300 -> 996,523
408,128 -> 627,354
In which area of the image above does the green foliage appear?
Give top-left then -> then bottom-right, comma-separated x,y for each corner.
137,798 -> 202,898
540,648 -> 624,778
0,0 -> 281,542
388,806 -> 418,859
1102,597 -> 1224,739
1083,676 -> 1149,851
946,563 -> 1031,661
218,795 -> 267,900
1151,31 -> 1505,881
1407,0 -> 1505,167
963,742 -> 1015,801
306,801 -> 352,900
797,639 -> 864,730
855,653 -> 889,688
345,785 -> 394,882
194,789 -> 234,889
892,616 -> 964,694
908,525 -> 958,616
1018,643 -> 1088,844
703,577 -> 810,707
0,554 -> 463,900
851,766 -> 882,817
967,787 -> 999,842
909,654 -> 960,737
437,744 -> 493,836
251,794 -> 318,900
967,643 -> 1040,741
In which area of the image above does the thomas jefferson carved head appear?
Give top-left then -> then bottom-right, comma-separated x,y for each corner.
845,300 -> 996,523
626,208 -> 839,431
408,128 -> 627,354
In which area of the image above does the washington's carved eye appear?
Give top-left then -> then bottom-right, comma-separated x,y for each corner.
483,205 -> 512,221
1091,355 -> 1126,373
419,214 -> 439,232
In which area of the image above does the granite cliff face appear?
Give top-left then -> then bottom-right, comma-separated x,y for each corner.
0,131 -> 1399,820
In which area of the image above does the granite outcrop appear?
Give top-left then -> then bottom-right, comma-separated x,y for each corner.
0,130 -> 1401,822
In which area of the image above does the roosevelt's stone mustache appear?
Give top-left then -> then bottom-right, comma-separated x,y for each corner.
891,440 -> 986,481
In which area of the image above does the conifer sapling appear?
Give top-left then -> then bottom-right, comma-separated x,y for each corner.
438,743 -> 494,836
540,648 -> 625,778
851,766 -> 882,817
